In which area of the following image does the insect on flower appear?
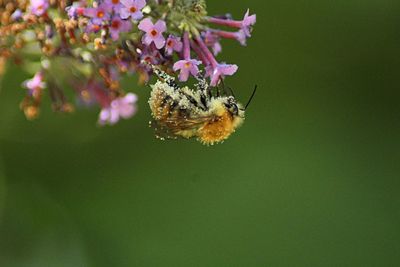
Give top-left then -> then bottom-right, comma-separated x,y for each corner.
0,0 -> 256,126
147,64 -> 256,145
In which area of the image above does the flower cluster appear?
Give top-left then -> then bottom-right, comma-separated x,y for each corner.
0,0 -> 256,124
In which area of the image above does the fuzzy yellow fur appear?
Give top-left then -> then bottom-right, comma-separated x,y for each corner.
198,100 -> 244,145
149,82 -> 245,145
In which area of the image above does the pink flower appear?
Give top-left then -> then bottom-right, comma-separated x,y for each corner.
173,59 -> 201,82
105,0 -> 123,11
65,3 -> 85,19
23,72 -> 46,96
109,16 -> 132,40
211,29 -> 248,46
209,63 -> 238,86
138,18 -> 166,49
202,31 -> 222,55
30,0 -> 49,16
241,9 -> 257,37
140,47 -> 164,65
207,9 -> 256,37
172,31 -> 201,82
98,93 -> 138,125
193,35 -> 237,86
11,9 -> 23,21
165,35 -> 183,56
120,0 -> 146,20
84,4 -> 112,25
85,22 -> 102,33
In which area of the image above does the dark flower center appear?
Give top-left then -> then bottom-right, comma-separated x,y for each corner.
150,30 -> 158,36
92,25 -> 101,31
97,11 -> 104,18
111,20 -> 120,29
130,6 -> 137,13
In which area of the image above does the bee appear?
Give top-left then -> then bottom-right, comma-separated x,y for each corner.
148,65 -> 256,145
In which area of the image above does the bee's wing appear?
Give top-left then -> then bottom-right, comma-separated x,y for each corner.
149,119 -> 180,140
150,114 -> 214,140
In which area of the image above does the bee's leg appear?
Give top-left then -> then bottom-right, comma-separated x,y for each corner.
194,72 -> 211,109
195,72 -> 212,100
142,61 -> 180,90
226,86 -> 236,98
153,67 -> 180,90
195,73 -> 208,92
217,79 -> 226,97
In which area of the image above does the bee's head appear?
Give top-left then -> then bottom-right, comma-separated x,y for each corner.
223,96 -> 243,117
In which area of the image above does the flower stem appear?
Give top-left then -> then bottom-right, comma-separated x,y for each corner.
183,31 -> 190,60
207,17 -> 242,29
190,40 -> 209,66
194,35 -> 217,68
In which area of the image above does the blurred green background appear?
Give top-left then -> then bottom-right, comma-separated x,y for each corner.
1,0 -> 400,266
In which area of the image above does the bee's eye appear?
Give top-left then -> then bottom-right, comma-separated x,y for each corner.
225,102 -> 239,116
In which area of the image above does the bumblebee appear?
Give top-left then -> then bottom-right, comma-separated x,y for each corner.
148,65 -> 253,145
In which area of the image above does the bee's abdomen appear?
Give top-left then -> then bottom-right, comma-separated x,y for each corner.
149,90 -> 174,121
198,111 -> 236,145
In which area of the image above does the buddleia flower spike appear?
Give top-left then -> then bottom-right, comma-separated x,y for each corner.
0,0 -> 256,129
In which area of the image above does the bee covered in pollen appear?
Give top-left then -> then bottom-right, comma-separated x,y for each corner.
148,65 -> 254,145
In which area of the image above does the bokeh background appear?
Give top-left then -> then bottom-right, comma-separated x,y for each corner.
1,0 -> 400,266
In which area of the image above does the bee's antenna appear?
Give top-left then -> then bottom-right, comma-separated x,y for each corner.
245,85 -> 257,110
216,78 -> 224,97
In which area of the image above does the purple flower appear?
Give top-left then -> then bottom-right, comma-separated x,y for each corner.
65,3 -> 85,19
11,9 -> 23,21
212,29 -> 248,46
235,30 -> 248,46
138,18 -> 166,49
241,9 -> 257,37
165,35 -> 183,56
193,35 -> 237,86
209,63 -> 238,86
120,0 -> 146,20
140,48 -> 163,65
98,93 -> 138,125
105,0 -> 123,11
109,16 -> 132,40
85,22 -> 102,33
208,9 -> 256,37
172,31 -> 201,81
202,31 -> 222,56
29,0 -> 49,16
173,59 -> 201,82
84,4 -> 112,25
23,72 -> 46,96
